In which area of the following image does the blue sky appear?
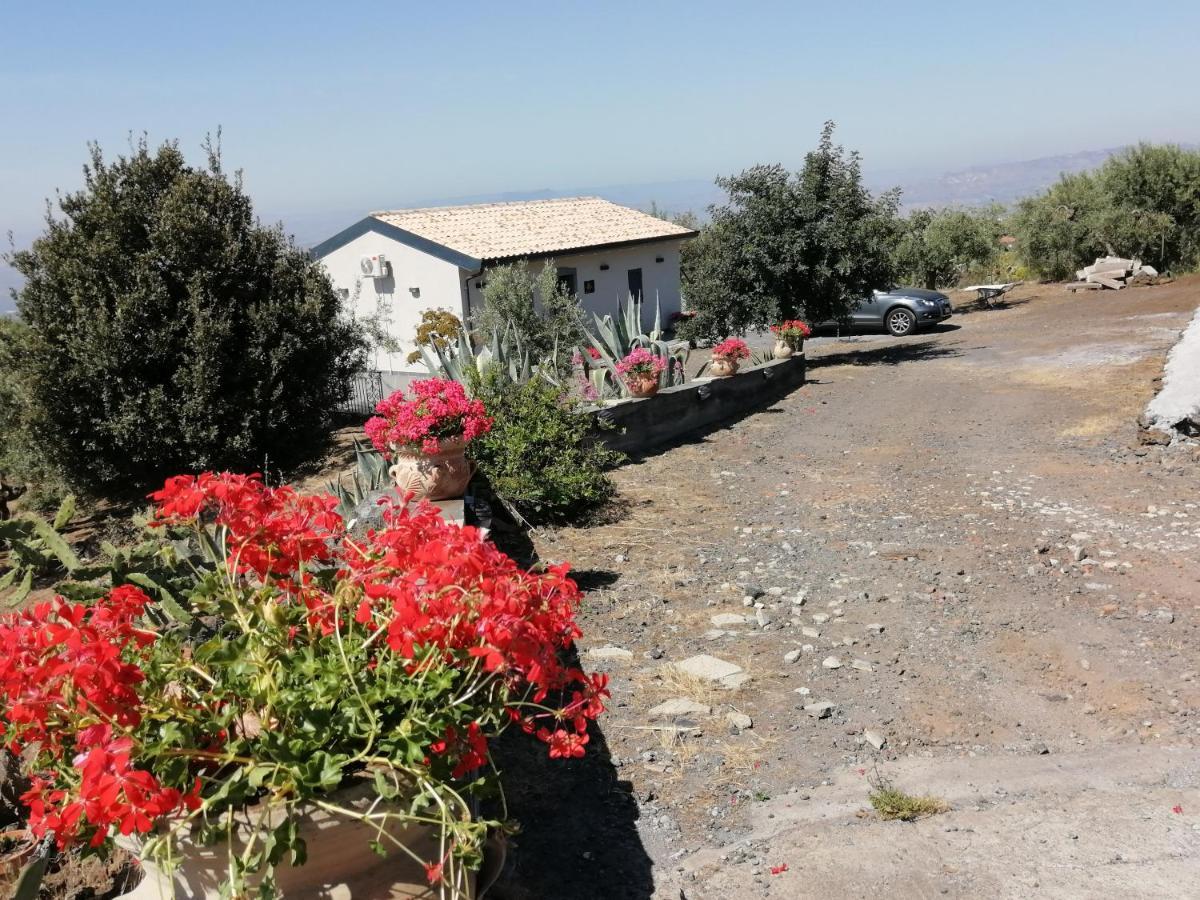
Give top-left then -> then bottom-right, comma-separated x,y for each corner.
2,0 -> 1198,271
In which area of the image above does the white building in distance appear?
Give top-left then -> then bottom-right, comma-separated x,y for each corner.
311,196 -> 697,376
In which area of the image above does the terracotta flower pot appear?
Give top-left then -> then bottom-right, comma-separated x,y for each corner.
116,783 -> 499,899
627,375 -> 660,398
772,340 -> 793,359
709,356 -> 739,377
389,437 -> 472,501
0,831 -> 38,882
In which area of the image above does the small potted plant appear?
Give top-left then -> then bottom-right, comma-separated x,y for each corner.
709,338 -> 750,377
365,377 -> 493,501
0,472 -> 607,899
769,320 -> 812,358
615,347 -> 668,398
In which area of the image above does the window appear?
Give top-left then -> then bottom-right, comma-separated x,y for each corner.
583,279 -> 595,294
556,268 -> 578,296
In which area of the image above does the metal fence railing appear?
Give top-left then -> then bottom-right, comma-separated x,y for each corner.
341,370 -> 385,418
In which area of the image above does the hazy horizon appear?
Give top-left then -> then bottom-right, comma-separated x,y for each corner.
4,0 -> 1199,311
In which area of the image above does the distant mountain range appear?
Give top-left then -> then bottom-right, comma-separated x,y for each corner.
0,144 -> 1173,314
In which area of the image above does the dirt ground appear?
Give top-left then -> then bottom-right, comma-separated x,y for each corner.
491,278 -> 1200,900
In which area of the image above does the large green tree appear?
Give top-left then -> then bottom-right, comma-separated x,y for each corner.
679,122 -> 900,341
893,206 -> 1001,289
1012,143 -> 1199,279
6,137 -> 365,495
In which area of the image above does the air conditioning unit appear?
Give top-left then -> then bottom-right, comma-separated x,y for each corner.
359,254 -> 389,278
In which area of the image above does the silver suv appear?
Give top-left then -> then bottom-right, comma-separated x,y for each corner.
849,288 -> 953,336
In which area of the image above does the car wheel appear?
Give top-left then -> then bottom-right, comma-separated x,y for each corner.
886,307 -> 916,337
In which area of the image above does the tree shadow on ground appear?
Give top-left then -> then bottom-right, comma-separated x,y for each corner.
487,647 -> 653,900
808,339 -> 964,369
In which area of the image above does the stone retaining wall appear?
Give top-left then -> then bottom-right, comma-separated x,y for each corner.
587,356 -> 807,455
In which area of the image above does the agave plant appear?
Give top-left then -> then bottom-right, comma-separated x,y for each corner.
581,294 -> 689,397
419,323 -> 532,391
326,440 -> 391,520
0,495 -> 83,607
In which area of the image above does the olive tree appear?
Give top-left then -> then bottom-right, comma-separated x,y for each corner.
5,137 -> 365,495
893,207 -> 1001,289
679,122 -> 900,341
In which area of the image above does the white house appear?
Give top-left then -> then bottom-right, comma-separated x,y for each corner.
311,197 -> 697,377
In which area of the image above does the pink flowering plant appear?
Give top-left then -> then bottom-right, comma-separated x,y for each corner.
614,347 -> 667,382
364,377 -> 493,456
711,338 -> 751,361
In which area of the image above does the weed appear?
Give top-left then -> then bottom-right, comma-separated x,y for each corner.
867,777 -> 948,822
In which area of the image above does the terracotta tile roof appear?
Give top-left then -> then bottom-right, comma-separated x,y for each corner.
371,196 -> 696,263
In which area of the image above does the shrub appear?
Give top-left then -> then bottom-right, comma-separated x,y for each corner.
4,137 -> 365,496
469,368 -> 620,523
475,260 -> 585,373
680,122 -> 900,341
405,308 -> 463,364
892,207 -> 1001,289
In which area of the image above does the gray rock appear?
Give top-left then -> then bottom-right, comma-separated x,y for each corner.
711,613 -> 748,627
851,659 -> 874,672
822,656 -> 843,669
587,646 -> 634,661
783,648 -> 802,663
805,702 -> 836,719
865,623 -> 885,634
649,698 -> 712,719
863,730 -> 886,750
802,627 -> 821,639
720,672 -> 752,689
675,655 -> 744,682
725,712 -> 753,731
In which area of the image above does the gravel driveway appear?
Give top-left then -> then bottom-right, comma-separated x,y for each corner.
490,279 -> 1200,900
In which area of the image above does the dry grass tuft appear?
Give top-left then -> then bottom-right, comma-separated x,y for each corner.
868,779 -> 948,821
636,666 -> 730,707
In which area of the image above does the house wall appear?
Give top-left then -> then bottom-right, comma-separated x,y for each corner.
317,230 -> 468,374
319,230 -> 691,376
464,239 -> 687,333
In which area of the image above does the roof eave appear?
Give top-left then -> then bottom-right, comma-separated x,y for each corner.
480,230 -> 699,267
309,217 -> 483,271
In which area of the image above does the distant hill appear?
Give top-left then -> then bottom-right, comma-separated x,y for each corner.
398,147 -> 1144,221
886,147 -> 1129,209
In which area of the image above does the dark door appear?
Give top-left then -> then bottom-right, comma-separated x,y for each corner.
556,269 -> 577,296
626,268 -> 643,302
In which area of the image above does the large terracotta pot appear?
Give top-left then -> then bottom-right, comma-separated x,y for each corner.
627,375 -> 660,398
0,831 -> 37,882
772,340 -> 794,359
389,437 -> 472,501
709,356 -> 740,377
116,783 -> 495,899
